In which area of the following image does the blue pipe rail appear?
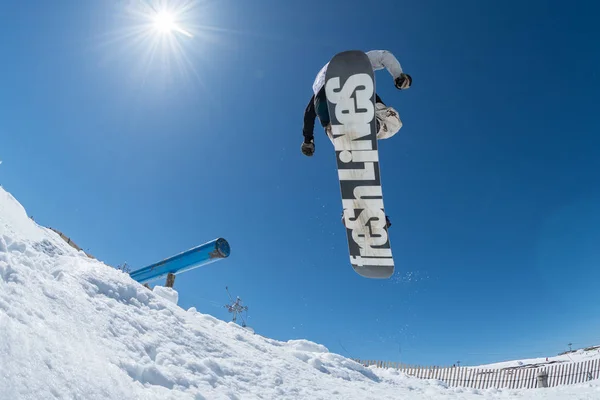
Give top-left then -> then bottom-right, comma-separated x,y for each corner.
129,237 -> 230,284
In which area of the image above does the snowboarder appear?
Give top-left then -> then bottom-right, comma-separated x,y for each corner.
301,49 -> 412,157
301,50 -> 411,229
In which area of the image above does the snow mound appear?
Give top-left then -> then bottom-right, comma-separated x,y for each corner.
1,185 -> 599,399
285,339 -> 329,353
153,285 -> 179,305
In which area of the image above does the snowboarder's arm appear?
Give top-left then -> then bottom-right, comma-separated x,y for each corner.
367,50 -> 403,80
302,95 -> 316,143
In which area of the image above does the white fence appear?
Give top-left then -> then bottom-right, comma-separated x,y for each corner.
354,358 -> 600,389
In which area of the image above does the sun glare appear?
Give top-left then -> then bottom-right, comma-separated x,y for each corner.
106,0 -> 231,85
153,11 -> 177,34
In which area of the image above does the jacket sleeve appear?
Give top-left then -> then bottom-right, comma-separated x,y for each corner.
302,94 -> 316,143
366,50 -> 403,80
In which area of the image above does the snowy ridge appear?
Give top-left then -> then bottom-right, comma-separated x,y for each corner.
1,185 -> 599,399
359,346 -> 600,371
472,347 -> 600,370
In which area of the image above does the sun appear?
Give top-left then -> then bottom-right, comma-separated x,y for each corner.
103,0 -> 231,85
153,11 -> 177,34
150,9 -> 193,38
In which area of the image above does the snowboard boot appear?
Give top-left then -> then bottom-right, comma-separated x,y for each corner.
341,213 -> 392,229
375,103 -> 402,140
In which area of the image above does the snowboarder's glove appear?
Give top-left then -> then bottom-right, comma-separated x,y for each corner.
301,139 -> 315,157
395,73 -> 412,90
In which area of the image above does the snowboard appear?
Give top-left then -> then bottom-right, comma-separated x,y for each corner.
324,50 -> 394,279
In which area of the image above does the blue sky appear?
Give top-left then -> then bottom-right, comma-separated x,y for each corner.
2,0 -> 600,367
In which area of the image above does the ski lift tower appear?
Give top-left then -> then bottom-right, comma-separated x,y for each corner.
224,286 -> 249,327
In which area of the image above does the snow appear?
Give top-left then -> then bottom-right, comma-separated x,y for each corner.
153,285 -> 179,305
471,347 -> 600,370
1,185 -> 600,399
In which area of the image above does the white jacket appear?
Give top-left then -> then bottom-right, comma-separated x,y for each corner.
312,50 -> 404,95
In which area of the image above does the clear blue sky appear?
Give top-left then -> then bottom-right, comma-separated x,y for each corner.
2,0 -> 600,367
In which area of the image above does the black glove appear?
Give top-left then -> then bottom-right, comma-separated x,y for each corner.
394,73 -> 412,90
301,139 -> 315,157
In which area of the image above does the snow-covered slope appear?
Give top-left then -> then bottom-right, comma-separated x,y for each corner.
472,347 -> 600,371
1,186 -> 599,399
